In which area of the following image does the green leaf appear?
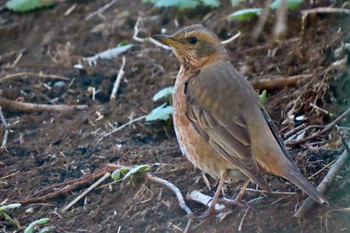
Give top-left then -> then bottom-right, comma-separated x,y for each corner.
6,0 -> 55,12
146,103 -> 173,121
231,0 -> 246,7
270,0 -> 303,10
229,8 -> 262,20
111,168 -> 129,181
152,87 -> 174,101
143,0 -> 219,11
143,0 -> 198,11
201,0 -> 220,8
24,218 -> 50,233
123,165 -> 151,180
259,90 -> 267,104
38,227 -> 54,233
0,203 -> 21,211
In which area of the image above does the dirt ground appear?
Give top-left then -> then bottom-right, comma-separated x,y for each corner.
1,0 -> 350,232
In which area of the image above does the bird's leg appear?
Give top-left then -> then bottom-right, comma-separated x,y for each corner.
191,171 -> 229,220
219,178 -> 250,207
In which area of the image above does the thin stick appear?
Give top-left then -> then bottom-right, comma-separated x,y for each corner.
0,107 -> 9,150
284,123 -> 306,138
252,0 -> 273,39
308,158 -> 337,180
0,72 -> 70,82
302,8 -> 350,33
273,0 -> 287,40
146,173 -> 192,215
85,0 -> 118,20
302,7 -> 350,16
110,56 -> 126,101
19,168 -> 108,204
244,188 -> 295,195
183,218 -> 193,233
287,107 -> 350,146
0,97 -> 88,113
238,207 -> 250,232
133,17 -> 171,50
97,115 -> 146,143
310,103 -> 334,116
221,31 -> 241,45
12,51 -> 23,67
0,171 -> 20,181
293,144 -> 350,218
186,190 -> 226,211
61,172 -> 111,212
250,74 -> 313,90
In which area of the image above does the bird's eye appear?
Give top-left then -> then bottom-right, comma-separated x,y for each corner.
188,37 -> 198,44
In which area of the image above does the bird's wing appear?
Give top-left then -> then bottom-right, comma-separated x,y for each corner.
185,60 -> 271,192
260,107 -> 293,161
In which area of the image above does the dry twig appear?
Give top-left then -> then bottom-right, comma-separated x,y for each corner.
133,16 -> 171,50
238,207 -> 250,232
221,31 -> 241,45
250,74 -> 313,90
273,0 -> 287,40
19,168 -> 108,204
97,115 -> 146,143
302,8 -> 350,33
110,56 -> 126,101
146,173 -> 192,215
293,142 -> 350,218
19,161 -> 192,233
287,107 -> 350,146
0,107 -> 9,150
61,172 -> 111,212
252,0 -> 273,39
134,16 -> 240,50
0,97 -> 88,113
85,0 -> 118,20
0,72 -> 70,82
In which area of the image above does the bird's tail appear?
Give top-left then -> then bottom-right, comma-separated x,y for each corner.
281,165 -> 328,204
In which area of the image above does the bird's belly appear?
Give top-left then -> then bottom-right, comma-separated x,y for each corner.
173,106 -> 244,180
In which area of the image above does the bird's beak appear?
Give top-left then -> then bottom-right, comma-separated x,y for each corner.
152,34 -> 178,47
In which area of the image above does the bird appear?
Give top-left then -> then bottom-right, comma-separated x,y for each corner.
152,24 -> 328,217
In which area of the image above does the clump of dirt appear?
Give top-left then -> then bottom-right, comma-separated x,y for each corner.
1,0 -> 350,232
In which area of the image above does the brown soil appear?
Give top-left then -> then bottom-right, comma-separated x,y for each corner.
1,0 -> 350,232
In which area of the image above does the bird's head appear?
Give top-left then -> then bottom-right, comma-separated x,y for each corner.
152,24 -> 228,71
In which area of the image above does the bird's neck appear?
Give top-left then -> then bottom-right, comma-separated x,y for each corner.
182,53 -> 228,72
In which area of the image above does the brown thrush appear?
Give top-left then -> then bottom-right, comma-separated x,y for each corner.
152,25 -> 327,216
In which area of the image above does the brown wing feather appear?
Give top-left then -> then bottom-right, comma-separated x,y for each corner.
260,107 -> 293,161
185,60 -> 271,192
